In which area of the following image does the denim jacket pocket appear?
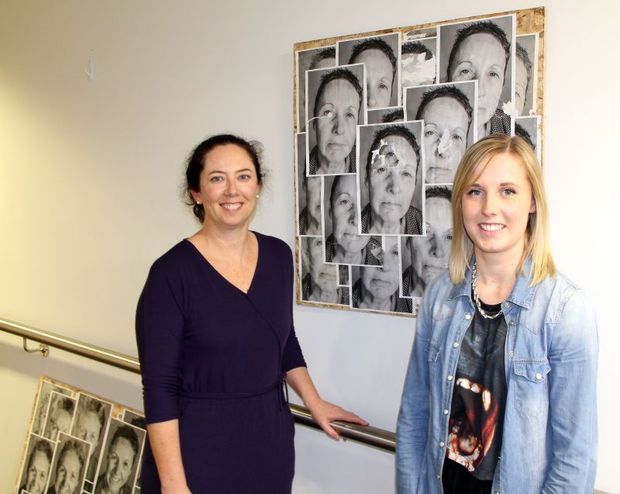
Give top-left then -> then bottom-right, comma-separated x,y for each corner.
512,359 -> 551,383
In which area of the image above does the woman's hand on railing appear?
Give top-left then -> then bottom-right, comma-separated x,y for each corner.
306,398 -> 369,440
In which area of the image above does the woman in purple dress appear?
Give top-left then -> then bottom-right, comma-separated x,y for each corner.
136,134 -> 366,494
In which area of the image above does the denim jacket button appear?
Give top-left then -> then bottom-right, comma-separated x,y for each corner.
439,441 -> 445,447
535,372 -> 543,380
447,375 -> 454,381
444,409 -> 449,415
453,342 -> 460,348
465,313 -> 472,320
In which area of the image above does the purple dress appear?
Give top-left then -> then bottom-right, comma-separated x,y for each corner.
136,233 -> 306,493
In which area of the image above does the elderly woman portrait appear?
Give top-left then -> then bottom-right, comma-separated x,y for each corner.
407,83 -> 474,184
71,395 -> 110,482
515,39 -> 534,116
360,123 -> 423,235
402,186 -> 452,298
47,435 -> 88,494
297,46 -> 336,132
43,394 -> 75,441
441,17 -> 513,138
19,436 -> 53,494
306,66 -> 365,175
401,39 -> 436,88
352,237 -> 411,313
301,236 -> 349,305
297,133 -> 322,235
324,174 -> 382,265
343,35 -> 399,109
95,422 -> 142,494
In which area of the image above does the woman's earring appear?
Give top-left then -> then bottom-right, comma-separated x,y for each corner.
196,201 -> 201,205
256,194 -> 260,199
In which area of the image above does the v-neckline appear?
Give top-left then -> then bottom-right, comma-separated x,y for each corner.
185,232 -> 261,296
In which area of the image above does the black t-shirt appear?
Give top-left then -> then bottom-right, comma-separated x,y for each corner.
445,298 -> 507,481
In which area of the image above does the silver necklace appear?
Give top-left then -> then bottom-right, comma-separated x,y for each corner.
471,262 -> 503,320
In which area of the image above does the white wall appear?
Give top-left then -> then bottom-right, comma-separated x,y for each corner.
0,0 -> 618,492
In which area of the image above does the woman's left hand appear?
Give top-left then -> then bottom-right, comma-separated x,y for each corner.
307,398 -> 369,440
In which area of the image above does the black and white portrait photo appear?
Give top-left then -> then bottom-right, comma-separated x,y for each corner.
367,107 -> 404,124
296,132 -> 323,236
515,115 -> 541,161
305,64 -> 366,175
43,392 -> 76,442
300,236 -> 349,305
439,15 -> 515,138
351,237 -> 412,314
70,394 -> 112,484
401,185 -> 452,298
32,381 -> 73,437
515,34 -> 537,116
296,45 -> 336,131
47,432 -> 90,494
93,419 -> 145,494
322,174 -> 383,266
405,81 -> 476,184
357,121 -> 424,235
17,434 -> 54,494
401,37 -> 437,88
122,410 -> 146,492
338,33 -> 400,109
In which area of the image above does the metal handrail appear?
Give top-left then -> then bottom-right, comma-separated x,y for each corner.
0,317 -> 396,452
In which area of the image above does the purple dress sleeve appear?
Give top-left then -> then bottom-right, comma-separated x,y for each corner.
135,258 -> 185,423
281,328 -> 305,372
282,239 -> 306,373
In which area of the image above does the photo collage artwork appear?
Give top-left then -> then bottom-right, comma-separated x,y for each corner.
294,8 -> 544,315
15,377 -> 146,494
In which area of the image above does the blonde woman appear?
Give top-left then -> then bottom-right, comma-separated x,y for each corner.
396,134 -> 598,493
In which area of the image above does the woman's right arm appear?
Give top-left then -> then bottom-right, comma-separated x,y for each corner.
147,421 -> 191,494
136,260 -> 191,493
396,291 -> 433,494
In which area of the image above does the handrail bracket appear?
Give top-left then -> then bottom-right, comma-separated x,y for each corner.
23,337 -> 49,357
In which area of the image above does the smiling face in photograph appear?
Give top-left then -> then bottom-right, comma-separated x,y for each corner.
314,78 -> 360,168
355,48 -> 393,109
191,144 -> 260,230
450,33 -> 506,128
410,195 -> 452,287
104,437 -> 136,493
54,448 -> 81,494
330,175 -> 369,253
25,449 -> 51,494
368,135 -> 417,231
360,238 -> 399,302
462,152 -> 535,259
422,96 -> 469,183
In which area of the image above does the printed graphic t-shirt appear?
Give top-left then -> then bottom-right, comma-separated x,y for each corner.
446,298 -> 508,481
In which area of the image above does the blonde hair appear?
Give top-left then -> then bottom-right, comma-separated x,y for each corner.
449,134 -> 556,285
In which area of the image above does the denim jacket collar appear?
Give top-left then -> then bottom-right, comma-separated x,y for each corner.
448,257 -> 535,309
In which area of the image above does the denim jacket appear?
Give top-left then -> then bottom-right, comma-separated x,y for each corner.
396,260 -> 598,493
